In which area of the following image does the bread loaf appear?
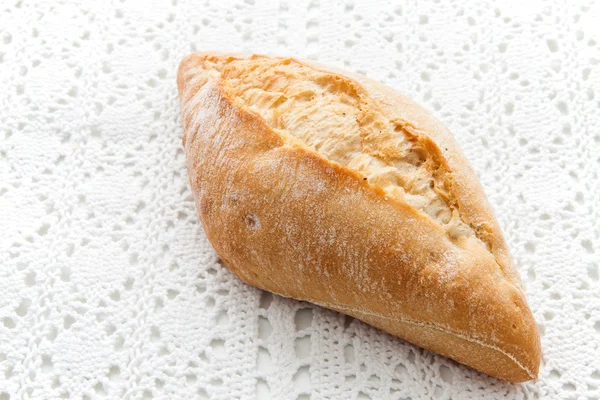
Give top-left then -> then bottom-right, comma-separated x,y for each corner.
177,52 -> 541,382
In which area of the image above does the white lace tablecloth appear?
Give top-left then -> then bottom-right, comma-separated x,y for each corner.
1,0 -> 599,399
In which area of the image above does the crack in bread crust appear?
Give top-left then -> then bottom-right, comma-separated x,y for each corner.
197,55 -> 491,253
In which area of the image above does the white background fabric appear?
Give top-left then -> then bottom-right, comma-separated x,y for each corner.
1,0 -> 599,399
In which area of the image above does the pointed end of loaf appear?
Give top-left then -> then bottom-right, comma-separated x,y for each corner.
348,298 -> 541,382
177,53 -> 201,100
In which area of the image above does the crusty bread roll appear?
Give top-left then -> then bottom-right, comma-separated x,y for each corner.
177,52 -> 541,382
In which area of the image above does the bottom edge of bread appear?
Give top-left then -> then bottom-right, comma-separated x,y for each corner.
240,281 -> 535,383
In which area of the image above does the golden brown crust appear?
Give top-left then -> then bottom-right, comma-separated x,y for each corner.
177,52 -> 541,382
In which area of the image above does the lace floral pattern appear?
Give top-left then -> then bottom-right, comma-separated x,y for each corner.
0,0 -> 598,399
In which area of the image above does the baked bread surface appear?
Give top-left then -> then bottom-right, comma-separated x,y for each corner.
177,52 -> 541,382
